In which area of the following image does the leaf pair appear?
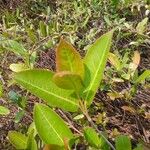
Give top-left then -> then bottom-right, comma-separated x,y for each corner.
54,38 -> 85,94
54,30 -> 114,104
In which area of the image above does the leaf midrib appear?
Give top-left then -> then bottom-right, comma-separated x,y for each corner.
16,78 -> 78,107
66,50 -> 74,72
37,105 -> 64,144
10,133 -> 27,147
85,36 -> 110,100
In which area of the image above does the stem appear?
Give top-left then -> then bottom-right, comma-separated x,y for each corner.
80,101 -> 116,150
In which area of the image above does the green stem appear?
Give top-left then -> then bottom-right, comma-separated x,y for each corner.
80,101 -> 116,150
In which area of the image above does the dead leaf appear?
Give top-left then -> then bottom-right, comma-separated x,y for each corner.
132,51 -> 140,67
121,106 -> 135,113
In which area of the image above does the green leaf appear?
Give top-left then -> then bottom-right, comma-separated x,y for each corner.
39,21 -> 47,37
53,71 -> 84,93
27,130 -> 38,150
2,40 -> 27,56
115,135 -> 131,150
136,18 -> 148,34
56,38 -> 84,78
135,70 -> 150,84
27,122 -> 37,137
84,30 -> 114,104
34,104 -> 73,146
14,69 -> 79,112
8,131 -> 27,149
84,127 -> 101,148
0,105 -> 10,115
26,28 -> 37,43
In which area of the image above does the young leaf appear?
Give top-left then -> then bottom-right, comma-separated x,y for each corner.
14,69 -> 79,112
84,127 -> 101,148
136,17 -> 148,34
135,70 -> 150,84
8,131 -> 27,149
84,30 -> 114,104
115,135 -> 131,150
53,71 -> 84,93
34,104 -> 73,146
0,105 -> 10,115
56,38 -> 84,78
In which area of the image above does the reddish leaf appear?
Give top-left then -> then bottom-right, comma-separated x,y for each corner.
56,38 -> 84,78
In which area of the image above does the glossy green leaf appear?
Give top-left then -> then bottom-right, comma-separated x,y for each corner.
34,104 -> 73,146
53,71 -> 84,93
0,105 -> 10,115
14,69 -> 79,112
8,131 -> 27,149
136,17 -> 148,34
115,135 -> 131,150
84,30 -> 114,104
84,127 -> 101,148
135,70 -> 150,84
56,38 -> 84,78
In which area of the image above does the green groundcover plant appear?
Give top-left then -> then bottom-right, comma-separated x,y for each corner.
7,30 -> 143,150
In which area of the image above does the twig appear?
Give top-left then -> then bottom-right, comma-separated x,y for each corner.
80,101 -> 116,150
58,109 -> 83,136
